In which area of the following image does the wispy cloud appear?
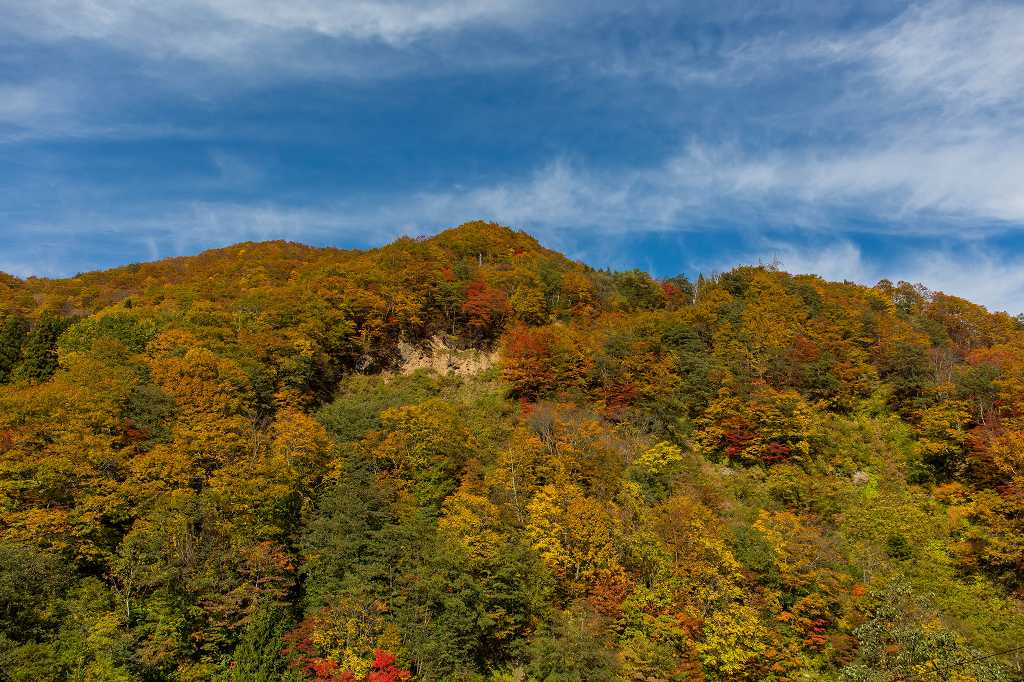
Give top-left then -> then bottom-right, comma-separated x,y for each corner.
2,0 -> 1024,315
0,0 -> 566,76
0,80 -> 78,130
0,1 -> 581,142
402,0 -> 1024,233
6,0 -> 549,47
843,0 -> 1024,112
0,84 -> 49,123
396,135 -> 1024,236
601,0 -> 1024,229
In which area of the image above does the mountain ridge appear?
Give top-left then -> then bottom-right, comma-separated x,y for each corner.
2,221 -> 1020,322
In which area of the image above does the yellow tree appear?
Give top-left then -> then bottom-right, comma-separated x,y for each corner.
526,483 -> 623,596
206,407 -> 331,541
148,343 -> 254,470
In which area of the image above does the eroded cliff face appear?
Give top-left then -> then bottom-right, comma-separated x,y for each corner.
396,336 -> 498,377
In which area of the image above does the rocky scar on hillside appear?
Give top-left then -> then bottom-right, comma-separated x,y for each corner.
1,221 -> 1023,681
396,336 -> 498,377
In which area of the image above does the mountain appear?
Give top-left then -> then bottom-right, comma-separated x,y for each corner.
1,222 -> 1022,681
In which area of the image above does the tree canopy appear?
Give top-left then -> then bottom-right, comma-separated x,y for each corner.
1,222 -> 1023,680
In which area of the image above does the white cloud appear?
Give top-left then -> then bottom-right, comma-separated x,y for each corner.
207,151 -> 264,188
203,0 -> 545,43
398,0 -> 1024,232
687,131 -> 1024,227
779,1 -> 1024,220
0,85 -> 45,123
585,1 -> 1024,226
856,0 -> 1024,111
626,1 -> 1024,228
4,0 -> 1024,315
1,0 -> 558,66
393,135 -> 1024,236
0,81 -> 77,129
899,251 -> 1024,316
761,240 -> 871,284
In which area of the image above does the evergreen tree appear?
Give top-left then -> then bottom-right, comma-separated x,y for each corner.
13,313 -> 67,383
0,314 -> 27,383
222,601 -> 289,682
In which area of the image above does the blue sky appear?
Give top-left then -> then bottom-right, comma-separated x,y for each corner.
2,1 -> 1024,313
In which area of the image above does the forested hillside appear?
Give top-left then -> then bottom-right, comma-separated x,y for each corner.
1,222 -> 1023,681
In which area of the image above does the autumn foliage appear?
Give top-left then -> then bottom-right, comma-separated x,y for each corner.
0,222 -> 1023,680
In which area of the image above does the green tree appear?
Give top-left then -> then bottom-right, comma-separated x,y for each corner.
13,313 -> 68,382
527,603 -> 620,682
221,601 -> 289,682
0,313 -> 27,383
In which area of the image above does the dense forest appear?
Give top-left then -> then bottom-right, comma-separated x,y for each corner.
1,221 -> 1023,681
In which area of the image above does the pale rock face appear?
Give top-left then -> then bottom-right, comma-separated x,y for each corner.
397,335 -> 498,376
852,470 -> 870,485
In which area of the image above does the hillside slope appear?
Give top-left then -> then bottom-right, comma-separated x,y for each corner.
1,222 -> 1023,680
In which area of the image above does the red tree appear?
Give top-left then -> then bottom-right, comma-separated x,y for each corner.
461,280 -> 510,338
